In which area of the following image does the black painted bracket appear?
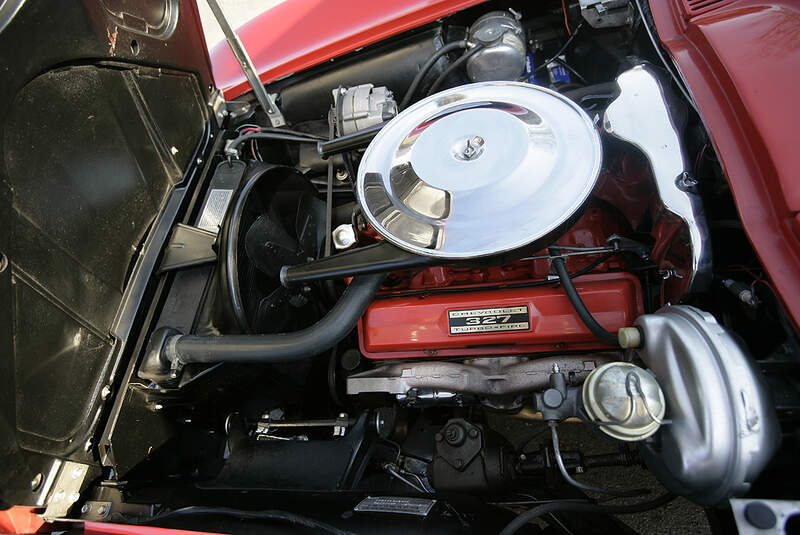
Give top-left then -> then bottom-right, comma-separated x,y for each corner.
280,240 -> 439,285
158,224 -> 217,273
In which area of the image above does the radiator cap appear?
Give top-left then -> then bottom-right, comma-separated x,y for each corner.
356,81 -> 602,259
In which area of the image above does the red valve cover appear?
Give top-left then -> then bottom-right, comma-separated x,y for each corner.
358,272 -> 643,360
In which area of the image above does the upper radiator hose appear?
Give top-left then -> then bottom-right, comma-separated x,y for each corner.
138,272 -> 386,385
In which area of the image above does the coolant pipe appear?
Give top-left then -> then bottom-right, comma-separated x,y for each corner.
138,273 -> 386,385
549,248 -> 619,347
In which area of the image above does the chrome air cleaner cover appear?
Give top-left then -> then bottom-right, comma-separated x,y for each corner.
356,82 -> 602,259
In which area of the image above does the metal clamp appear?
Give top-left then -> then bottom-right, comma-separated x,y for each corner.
42,461 -> 89,520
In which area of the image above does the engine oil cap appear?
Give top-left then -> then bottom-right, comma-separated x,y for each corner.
582,362 -> 665,442
356,81 -> 602,260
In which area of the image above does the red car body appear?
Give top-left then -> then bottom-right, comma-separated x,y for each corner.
651,0 -> 800,331
212,0 -> 800,331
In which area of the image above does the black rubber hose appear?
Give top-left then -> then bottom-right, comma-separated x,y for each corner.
138,506 -> 355,535
498,492 -> 676,535
551,57 -> 588,85
400,40 -> 470,109
228,132 -> 319,156
168,272 -> 386,364
427,44 -> 485,95
562,82 -> 618,104
549,248 -> 619,346
243,126 -> 327,140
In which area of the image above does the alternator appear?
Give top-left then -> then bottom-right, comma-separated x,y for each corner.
333,84 -> 397,135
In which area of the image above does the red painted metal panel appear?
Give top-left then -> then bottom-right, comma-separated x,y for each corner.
210,0 -> 488,99
359,272 -> 643,359
650,0 -> 800,330
680,0 -> 735,18
0,507 -> 45,534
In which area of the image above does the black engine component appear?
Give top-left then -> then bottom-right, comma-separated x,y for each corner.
212,162 -> 324,333
430,418 -> 516,494
207,413 -> 373,490
280,240 -> 439,285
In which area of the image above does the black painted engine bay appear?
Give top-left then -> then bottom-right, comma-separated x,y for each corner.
3,1 -> 798,534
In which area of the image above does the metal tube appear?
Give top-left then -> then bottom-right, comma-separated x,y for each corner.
316,123 -> 385,159
263,418 -> 354,428
205,0 -> 285,126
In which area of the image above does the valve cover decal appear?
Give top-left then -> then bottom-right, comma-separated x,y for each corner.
448,305 -> 530,334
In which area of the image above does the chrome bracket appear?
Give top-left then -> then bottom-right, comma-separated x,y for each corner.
604,65 -> 711,293
42,461 -> 89,520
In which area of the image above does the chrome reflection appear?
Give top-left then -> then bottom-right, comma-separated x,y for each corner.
604,65 -> 711,293
356,82 -> 602,259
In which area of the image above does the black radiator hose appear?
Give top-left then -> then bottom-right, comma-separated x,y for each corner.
139,273 -> 386,384
549,248 -> 619,347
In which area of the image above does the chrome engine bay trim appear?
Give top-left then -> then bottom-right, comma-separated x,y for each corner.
604,65 -> 711,292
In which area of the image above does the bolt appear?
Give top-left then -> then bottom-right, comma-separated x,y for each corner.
100,385 -> 111,400
444,423 -> 466,446
435,433 -> 443,442
335,169 -> 349,182
97,504 -> 109,517
333,224 -> 357,249
739,289 -> 757,307
454,458 -> 463,468
30,473 -> 43,491
81,503 -> 92,514
676,172 -> 698,191
519,454 -> 527,461
460,136 -> 485,160
84,439 -> 93,452
196,158 -> 203,166
468,428 -> 479,439
575,466 -> 585,474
